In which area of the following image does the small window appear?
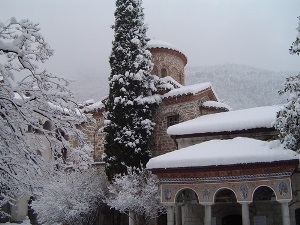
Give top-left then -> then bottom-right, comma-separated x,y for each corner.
167,115 -> 179,127
161,68 -> 167,77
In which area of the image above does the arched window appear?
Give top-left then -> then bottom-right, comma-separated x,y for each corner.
43,120 -> 52,131
161,68 -> 167,77
214,188 -> 237,203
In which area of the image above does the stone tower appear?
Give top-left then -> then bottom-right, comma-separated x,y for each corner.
147,39 -> 187,85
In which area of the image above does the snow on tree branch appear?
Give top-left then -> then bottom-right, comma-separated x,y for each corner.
290,16 -> 300,55
0,17 -> 93,213
274,73 -> 300,152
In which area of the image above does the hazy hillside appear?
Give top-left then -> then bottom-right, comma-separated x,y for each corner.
69,64 -> 297,109
185,64 -> 296,109
69,74 -> 109,102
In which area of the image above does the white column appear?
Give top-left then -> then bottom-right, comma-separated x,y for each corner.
175,204 -> 182,225
204,204 -> 212,225
281,202 -> 291,225
129,211 -> 135,225
241,202 -> 250,225
167,206 -> 175,225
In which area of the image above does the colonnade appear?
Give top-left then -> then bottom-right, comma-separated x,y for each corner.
165,200 -> 291,225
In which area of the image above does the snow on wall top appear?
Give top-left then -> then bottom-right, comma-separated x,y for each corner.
202,101 -> 232,111
167,105 -> 281,136
146,137 -> 299,169
163,82 -> 214,98
147,39 -> 186,58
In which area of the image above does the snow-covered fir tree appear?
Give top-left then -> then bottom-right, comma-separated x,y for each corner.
104,0 -> 159,180
275,17 -> 300,152
0,18 -> 92,215
274,73 -> 300,152
290,16 -> 300,55
105,166 -> 165,225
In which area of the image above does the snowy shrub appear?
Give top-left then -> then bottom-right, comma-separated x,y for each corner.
105,166 -> 165,225
32,169 -> 107,225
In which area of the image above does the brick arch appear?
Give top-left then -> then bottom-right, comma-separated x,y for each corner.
213,187 -> 238,203
251,185 -> 277,202
175,187 -> 199,204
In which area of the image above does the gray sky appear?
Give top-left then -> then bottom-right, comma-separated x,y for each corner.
1,0 -> 300,82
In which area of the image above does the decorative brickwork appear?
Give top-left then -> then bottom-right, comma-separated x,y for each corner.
151,89 -> 225,157
150,48 -> 186,85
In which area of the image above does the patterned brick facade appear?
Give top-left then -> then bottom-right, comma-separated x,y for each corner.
151,89 -> 226,157
150,48 -> 187,85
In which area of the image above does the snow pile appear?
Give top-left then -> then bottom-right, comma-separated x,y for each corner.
146,137 -> 299,169
202,100 -> 232,111
168,105 -> 281,136
164,82 -> 213,98
147,39 -> 186,57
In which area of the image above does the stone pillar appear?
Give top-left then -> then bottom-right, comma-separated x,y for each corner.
175,204 -> 182,225
281,202 -> 291,225
241,202 -> 250,225
167,206 -> 175,225
129,211 -> 135,225
204,204 -> 212,225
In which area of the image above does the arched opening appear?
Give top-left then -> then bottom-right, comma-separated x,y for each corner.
214,188 -> 237,203
213,188 -> 241,225
175,188 -> 203,225
43,120 -> 52,131
250,186 -> 280,225
176,188 -> 199,204
161,68 -> 167,77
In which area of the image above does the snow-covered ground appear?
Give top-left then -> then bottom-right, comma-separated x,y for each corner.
4,217 -> 61,225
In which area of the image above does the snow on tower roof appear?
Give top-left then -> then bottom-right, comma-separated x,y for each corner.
202,101 -> 232,111
146,137 -> 299,169
147,39 -> 186,59
163,82 -> 216,99
167,105 -> 281,136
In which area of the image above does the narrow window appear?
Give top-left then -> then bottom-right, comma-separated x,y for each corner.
161,68 -> 167,77
167,115 -> 179,127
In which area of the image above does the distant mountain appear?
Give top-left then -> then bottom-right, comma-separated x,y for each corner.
68,74 -> 109,102
185,64 -> 296,109
69,64 -> 297,110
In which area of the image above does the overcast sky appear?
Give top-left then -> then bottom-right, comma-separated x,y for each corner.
1,0 -> 300,83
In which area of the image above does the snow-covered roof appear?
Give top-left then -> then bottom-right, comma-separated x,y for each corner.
202,101 -> 232,111
84,100 -> 105,112
146,137 -> 299,169
167,105 -> 281,136
147,39 -> 186,59
164,82 -> 215,99
80,98 -> 106,112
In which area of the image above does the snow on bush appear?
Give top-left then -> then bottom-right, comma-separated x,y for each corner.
105,166 -> 165,225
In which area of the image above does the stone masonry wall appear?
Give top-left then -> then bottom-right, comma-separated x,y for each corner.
150,48 -> 186,85
78,110 -> 106,161
151,89 -> 225,157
